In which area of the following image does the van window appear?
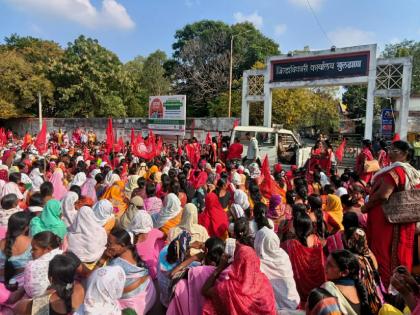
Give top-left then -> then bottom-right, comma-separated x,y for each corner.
278,134 -> 295,147
257,132 -> 275,147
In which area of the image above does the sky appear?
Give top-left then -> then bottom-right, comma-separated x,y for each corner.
0,0 -> 419,62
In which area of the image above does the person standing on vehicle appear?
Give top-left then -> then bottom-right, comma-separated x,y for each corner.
245,132 -> 259,166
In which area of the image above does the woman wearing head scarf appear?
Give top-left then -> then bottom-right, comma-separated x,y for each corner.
67,206 -> 107,267
101,180 -> 128,218
254,227 -> 300,311
49,168 -> 67,201
30,199 -> 67,239
61,191 -> 79,227
79,265 -> 126,315
125,174 -> 140,199
168,203 -> 209,252
81,169 -> 99,204
70,172 -> 87,188
104,171 -> 121,187
92,199 -> 115,234
199,192 -> 229,240
346,227 -> 383,314
118,195 -> 144,230
128,210 -> 165,280
0,165 -> 8,194
29,165 -> 44,193
154,193 -> 183,235
325,194 -> 344,231
202,244 -> 277,315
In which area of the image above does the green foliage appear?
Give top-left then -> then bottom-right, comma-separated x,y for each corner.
382,40 -> 420,94
169,20 -> 279,117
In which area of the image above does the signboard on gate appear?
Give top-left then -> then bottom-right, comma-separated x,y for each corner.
148,95 -> 186,136
381,108 -> 394,136
271,51 -> 370,82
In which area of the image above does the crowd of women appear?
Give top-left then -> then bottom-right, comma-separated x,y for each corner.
0,134 -> 419,315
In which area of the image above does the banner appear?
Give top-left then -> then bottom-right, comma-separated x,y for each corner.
148,95 -> 186,136
381,109 -> 394,136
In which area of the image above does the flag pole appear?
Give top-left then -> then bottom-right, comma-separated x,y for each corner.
38,92 -> 42,131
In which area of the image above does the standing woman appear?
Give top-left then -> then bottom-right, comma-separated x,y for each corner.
198,192 -> 229,239
355,139 -> 375,184
30,199 -> 67,240
377,140 -> 390,168
105,228 -> 156,315
362,140 -> 420,288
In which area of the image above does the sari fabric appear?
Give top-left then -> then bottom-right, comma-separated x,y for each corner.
30,199 -> 67,239
168,203 -> 209,247
325,194 -> 344,230
155,193 -> 182,229
83,266 -> 126,315
254,227 -> 300,311
49,169 -> 67,201
167,265 -> 215,315
92,199 -> 115,232
307,297 -> 343,315
198,192 -> 228,239
355,147 -> 374,184
81,177 -> 97,204
61,191 -> 79,227
281,238 -> 326,306
67,206 -> 107,263
203,244 -> 276,315
101,180 -> 128,217
367,165 -> 417,288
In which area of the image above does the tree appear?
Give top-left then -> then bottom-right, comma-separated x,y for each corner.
169,20 -> 279,117
382,40 -> 420,94
0,50 -> 54,117
140,50 -> 171,96
51,35 -> 126,117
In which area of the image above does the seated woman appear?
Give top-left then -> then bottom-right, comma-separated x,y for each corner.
278,203 -> 307,242
306,288 -> 343,315
168,203 -> 209,253
215,178 -> 231,210
92,199 -> 116,234
281,211 -> 326,307
157,230 -> 192,307
340,194 -> 367,229
202,244 -> 277,315
127,210 -> 165,280
24,231 -> 63,298
325,194 -> 344,231
0,194 -> 22,231
255,226 -> 300,311
118,196 -> 144,230
307,194 -> 340,240
346,227 -> 384,314
14,253 -> 85,315
0,212 -> 32,286
248,202 -> 274,238
67,206 -> 107,270
325,212 -> 359,256
61,191 -> 79,227
101,180 -> 128,218
143,182 -> 163,216
154,193 -> 183,235
78,265 -> 126,314
30,199 -> 67,240
323,249 -> 374,315
167,237 -> 225,315
198,192 -> 228,240
105,228 -> 156,315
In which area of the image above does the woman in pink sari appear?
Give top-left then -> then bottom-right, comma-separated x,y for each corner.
49,168 -> 67,201
362,140 -> 420,288
355,139 -> 375,184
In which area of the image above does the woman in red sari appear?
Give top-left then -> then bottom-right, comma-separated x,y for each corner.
281,211 -> 326,307
362,140 -> 420,288
355,139 -> 375,184
202,244 -> 276,315
198,192 -> 228,239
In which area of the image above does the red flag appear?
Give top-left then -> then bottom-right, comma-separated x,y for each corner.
118,137 -> 124,152
205,132 -> 212,145
130,128 -> 135,150
392,133 -> 400,143
233,119 -> 239,129
0,128 -> 7,146
335,138 -> 347,162
34,121 -> 47,155
106,118 -> 114,154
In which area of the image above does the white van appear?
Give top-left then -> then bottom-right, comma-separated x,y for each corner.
230,126 -> 311,168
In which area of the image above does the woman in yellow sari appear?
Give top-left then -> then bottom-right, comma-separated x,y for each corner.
101,180 -> 128,218
325,194 -> 344,231
154,193 -> 183,235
